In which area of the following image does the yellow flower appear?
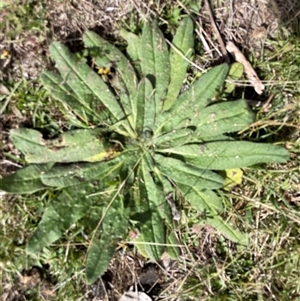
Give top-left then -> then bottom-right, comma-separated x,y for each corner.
0,49 -> 11,60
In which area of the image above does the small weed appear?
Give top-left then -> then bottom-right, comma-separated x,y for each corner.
0,1 -> 299,300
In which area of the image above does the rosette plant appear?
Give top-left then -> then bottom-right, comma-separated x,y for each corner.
0,17 -> 289,284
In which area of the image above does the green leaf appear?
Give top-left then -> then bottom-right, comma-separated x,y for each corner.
193,99 -> 255,137
140,21 -> 170,111
182,182 -> 247,244
188,0 -> 203,11
40,156 -> 124,188
119,29 -> 142,76
155,154 -> 224,189
225,62 -> 244,93
48,42 -> 124,122
27,182 -> 104,254
152,166 -> 175,225
166,231 -> 180,259
223,168 -> 243,191
10,128 -> 120,163
83,31 -> 137,95
181,182 -> 247,244
178,183 -> 223,213
40,71 -> 108,124
154,128 -> 232,148
86,196 -> 129,284
182,183 -> 248,243
157,141 -> 289,169
135,158 -> 166,260
83,31 -> 138,125
159,63 -> 229,130
154,127 -> 195,148
135,77 -> 155,134
0,164 -> 52,194
164,17 -> 194,110
206,215 -> 248,245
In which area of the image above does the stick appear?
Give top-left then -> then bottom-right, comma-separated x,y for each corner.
204,0 -> 230,63
226,41 -> 265,94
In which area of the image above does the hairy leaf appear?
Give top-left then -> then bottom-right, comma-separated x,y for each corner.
153,127 -> 195,148
152,166 -> 175,225
178,183 -> 223,213
10,128 -> 120,163
182,183 -> 248,245
135,77 -> 156,134
180,185 -> 247,244
0,164 -> 53,194
140,21 -> 170,112
83,31 -> 138,128
40,71 -> 108,124
27,182 -> 104,254
159,63 -> 229,130
40,156 -> 125,188
135,158 -> 166,260
166,231 -> 180,259
86,195 -> 129,284
119,29 -> 142,77
206,215 -> 248,245
83,31 -> 137,96
194,99 -> 255,137
154,129 -> 232,148
164,17 -> 194,110
48,42 -> 124,122
155,154 -> 224,189
158,141 -> 289,169
179,185 -> 248,245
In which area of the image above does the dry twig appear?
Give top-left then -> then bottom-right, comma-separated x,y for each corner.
226,41 -> 265,94
204,0 -> 230,63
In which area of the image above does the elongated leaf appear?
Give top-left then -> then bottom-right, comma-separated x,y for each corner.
166,231 -> 180,259
41,156 -> 124,188
158,141 -> 289,169
119,29 -> 142,76
194,99 -> 255,137
0,164 -> 52,194
86,196 -> 129,284
27,182 -> 104,254
206,215 -> 248,245
154,127 -> 195,147
152,166 -> 175,225
155,154 -> 224,189
159,64 -> 229,130
48,42 -> 124,122
135,158 -> 166,260
10,128 -> 120,163
164,17 -> 194,110
178,183 -> 223,213
135,79 -> 145,133
136,77 -> 155,134
181,182 -> 247,245
83,31 -> 138,125
40,71 -> 109,124
84,31 -> 137,95
136,206 -> 165,261
154,128 -> 231,148
140,22 -> 170,112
